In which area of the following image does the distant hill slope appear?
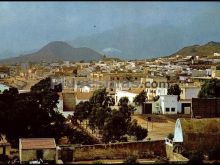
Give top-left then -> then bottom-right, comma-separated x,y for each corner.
0,41 -> 102,64
169,41 -> 220,57
68,23 -> 186,59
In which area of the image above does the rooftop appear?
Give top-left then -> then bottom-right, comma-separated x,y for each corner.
20,138 -> 56,150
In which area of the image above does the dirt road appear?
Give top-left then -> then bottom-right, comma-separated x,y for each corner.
132,115 -> 175,141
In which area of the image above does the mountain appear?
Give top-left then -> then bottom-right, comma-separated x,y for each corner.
67,23 -> 187,59
169,41 -> 220,57
0,41 -> 102,64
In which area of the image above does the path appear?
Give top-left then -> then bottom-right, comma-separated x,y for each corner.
132,115 -> 175,141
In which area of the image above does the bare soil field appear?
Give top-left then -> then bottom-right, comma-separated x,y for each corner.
132,114 -> 176,141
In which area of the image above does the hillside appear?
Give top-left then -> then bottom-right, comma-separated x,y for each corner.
170,41 -> 220,58
68,23 -> 186,59
0,41 -> 102,64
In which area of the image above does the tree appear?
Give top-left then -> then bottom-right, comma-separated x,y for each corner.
88,88 -> 114,131
54,83 -> 62,92
0,77 -> 69,147
167,133 -> 174,140
89,88 -> 115,107
167,84 -> 181,101
102,97 -> 144,143
128,120 -> 148,141
89,106 -> 112,131
102,109 -> 128,143
74,101 -> 92,123
198,78 -> 220,98
133,90 -> 147,107
118,96 -> 129,106
71,89 -> 147,143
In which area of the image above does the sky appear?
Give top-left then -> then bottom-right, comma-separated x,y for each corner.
0,1 -> 220,55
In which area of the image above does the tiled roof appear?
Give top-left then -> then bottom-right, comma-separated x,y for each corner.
20,138 -> 56,150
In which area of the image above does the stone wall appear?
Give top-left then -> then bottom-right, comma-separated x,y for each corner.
61,140 -> 166,162
192,98 -> 220,118
20,149 -> 56,163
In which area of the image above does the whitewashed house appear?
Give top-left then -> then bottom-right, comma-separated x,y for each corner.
115,90 -> 137,105
156,88 -> 167,96
0,73 -> 8,79
159,95 -> 178,114
180,86 -> 201,100
79,86 -> 91,93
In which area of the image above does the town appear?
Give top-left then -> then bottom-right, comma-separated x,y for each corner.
0,45 -> 220,163
1,1 -> 220,164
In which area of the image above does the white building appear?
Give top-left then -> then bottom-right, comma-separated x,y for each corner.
156,88 -> 167,96
115,90 -> 137,105
214,52 -> 220,56
79,86 -> 91,93
63,61 -> 70,67
159,95 -> 178,114
0,84 -> 9,93
0,73 -> 8,79
180,86 -> 201,100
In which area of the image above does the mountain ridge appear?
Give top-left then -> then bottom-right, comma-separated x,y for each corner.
0,41 -> 102,64
169,41 -> 220,58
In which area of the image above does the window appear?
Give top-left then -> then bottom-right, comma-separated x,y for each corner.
171,108 -> 175,112
166,108 -> 170,112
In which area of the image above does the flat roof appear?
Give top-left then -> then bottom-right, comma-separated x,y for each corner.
20,138 -> 56,150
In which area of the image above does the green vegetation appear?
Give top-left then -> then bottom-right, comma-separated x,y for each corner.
123,155 -> 139,164
167,84 -> 181,101
167,133 -> 174,139
187,152 -> 203,164
92,160 -> 103,164
171,41 -> 220,58
73,90 -> 148,143
198,78 -> 220,98
133,90 -> 147,106
128,119 -> 148,141
0,77 -> 95,147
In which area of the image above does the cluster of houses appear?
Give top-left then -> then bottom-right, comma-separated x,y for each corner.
54,78 -> 201,117
1,53 -> 220,163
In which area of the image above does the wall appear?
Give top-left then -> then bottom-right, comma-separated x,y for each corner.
134,105 -> 142,114
156,88 -> 167,96
191,70 -> 206,77
20,149 -> 56,163
0,145 -> 10,156
180,87 -> 200,100
212,70 -> 220,78
57,99 -> 73,118
183,132 -> 220,152
62,93 -> 76,111
160,95 -> 178,114
68,140 -> 166,161
115,90 -> 137,105
192,98 -> 220,117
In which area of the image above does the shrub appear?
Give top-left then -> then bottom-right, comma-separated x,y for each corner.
124,155 -> 139,164
167,133 -> 174,139
92,160 -> 103,164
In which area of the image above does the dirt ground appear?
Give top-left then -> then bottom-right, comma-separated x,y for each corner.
132,114 -> 176,141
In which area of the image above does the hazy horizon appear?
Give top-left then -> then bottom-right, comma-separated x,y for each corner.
1,1 -> 220,59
